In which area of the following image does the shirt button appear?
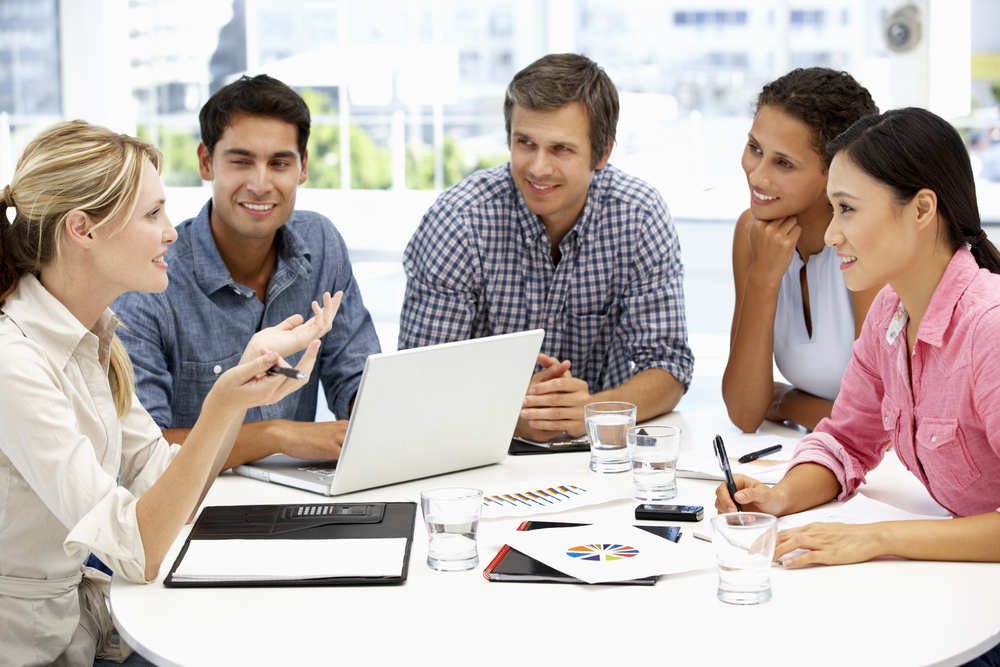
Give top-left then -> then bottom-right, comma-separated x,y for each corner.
213,365 -> 222,374
547,316 -> 554,324
884,416 -> 888,424
931,436 -> 937,443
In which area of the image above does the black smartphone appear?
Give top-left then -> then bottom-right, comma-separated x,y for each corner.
634,504 -> 704,522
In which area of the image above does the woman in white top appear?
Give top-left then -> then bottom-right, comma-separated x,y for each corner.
0,121 -> 339,666
723,68 -> 884,432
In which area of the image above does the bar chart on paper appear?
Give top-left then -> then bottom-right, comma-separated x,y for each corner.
480,480 -> 624,518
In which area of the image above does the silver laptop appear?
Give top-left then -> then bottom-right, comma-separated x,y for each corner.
232,329 -> 545,496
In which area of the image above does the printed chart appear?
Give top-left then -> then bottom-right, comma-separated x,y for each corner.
480,479 -> 623,518
566,544 -> 639,561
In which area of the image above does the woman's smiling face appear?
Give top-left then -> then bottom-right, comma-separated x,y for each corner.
741,105 -> 830,221
824,152 -> 915,293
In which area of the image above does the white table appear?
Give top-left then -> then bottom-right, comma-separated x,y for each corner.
110,412 -> 1000,667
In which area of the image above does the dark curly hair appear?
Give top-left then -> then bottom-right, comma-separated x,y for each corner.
756,68 -> 878,168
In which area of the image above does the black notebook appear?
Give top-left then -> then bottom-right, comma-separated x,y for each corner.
164,502 -> 416,588
483,521 -> 682,585
507,437 -> 590,455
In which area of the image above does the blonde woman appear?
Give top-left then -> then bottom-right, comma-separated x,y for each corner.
0,120 -> 339,666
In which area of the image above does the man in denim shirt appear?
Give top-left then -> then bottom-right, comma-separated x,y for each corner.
113,75 -> 379,468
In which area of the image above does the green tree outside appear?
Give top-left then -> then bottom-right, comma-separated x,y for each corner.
300,88 -> 392,190
137,125 -> 202,186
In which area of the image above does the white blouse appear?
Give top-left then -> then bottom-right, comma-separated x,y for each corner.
0,274 -> 178,666
772,244 -> 856,403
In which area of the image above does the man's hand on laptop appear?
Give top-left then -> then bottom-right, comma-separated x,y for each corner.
515,353 -> 591,440
277,419 -> 349,460
242,291 -> 343,363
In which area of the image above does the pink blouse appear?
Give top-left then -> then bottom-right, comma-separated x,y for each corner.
789,247 -> 1000,518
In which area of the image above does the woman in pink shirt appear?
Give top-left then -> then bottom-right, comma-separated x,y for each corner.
716,107 -> 1000,570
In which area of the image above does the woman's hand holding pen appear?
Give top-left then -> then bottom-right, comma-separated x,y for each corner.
209,342 -> 320,415
714,474 -> 789,516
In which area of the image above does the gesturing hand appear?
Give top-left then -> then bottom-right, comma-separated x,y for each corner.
242,291 -> 342,363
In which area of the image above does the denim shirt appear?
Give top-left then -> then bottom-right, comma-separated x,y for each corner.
113,200 -> 380,429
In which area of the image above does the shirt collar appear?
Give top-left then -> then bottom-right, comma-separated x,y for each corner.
513,163 -> 608,249
914,246 -> 979,348
3,273 -> 118,372
188,199 -> 313,296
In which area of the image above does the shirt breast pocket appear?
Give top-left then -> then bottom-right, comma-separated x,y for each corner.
915,418 -> 980,492
174,353 -> 242,427
880,396 -> 901,448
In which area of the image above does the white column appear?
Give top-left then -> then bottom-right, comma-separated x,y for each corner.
391,110 -> 406,190
59,0 -> 134,133
927,0 -> 971,118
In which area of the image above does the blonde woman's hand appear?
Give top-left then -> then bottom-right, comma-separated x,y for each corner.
241,291 -> 342,363
212,341 -> 320,414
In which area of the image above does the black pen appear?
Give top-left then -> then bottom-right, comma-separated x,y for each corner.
265,366 -> 306,380
713,435 -> 742,512
738,444 -> 783,464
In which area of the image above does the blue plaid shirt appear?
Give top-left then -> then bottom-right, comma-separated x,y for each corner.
113,200 -> 380,428
399,163 -> 693,392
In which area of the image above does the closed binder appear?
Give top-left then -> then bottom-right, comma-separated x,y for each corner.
164,502 -> 416,587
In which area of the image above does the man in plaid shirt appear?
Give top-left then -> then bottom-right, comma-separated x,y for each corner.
399,54 -> 694,442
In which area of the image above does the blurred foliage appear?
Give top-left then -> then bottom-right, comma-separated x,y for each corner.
142,88 -> 511,191
301,88 -> 391,190
137,125 -> 202,186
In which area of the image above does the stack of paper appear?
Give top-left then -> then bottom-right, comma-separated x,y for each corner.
170,538 -> 407,583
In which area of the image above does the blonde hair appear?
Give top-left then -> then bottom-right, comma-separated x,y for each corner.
0,120 -> 163,417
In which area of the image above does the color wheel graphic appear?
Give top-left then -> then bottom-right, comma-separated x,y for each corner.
566,543 -> 639,561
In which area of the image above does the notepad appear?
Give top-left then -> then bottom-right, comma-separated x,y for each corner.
169,538 -> 408,583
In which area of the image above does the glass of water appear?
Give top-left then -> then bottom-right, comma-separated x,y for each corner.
711,513 -> 778,605
420,487 -> 483,571
626,425 -> 681,500
584,402 -> 637,473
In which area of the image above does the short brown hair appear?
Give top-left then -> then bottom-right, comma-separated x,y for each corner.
504,54 -> 618,169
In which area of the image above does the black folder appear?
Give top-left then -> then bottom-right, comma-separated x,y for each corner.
164,502 -> 416,588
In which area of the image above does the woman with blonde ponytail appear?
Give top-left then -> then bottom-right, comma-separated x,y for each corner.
0,121 -> 340,666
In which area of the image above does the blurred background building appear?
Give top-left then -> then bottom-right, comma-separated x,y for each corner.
1,0 -> 998,380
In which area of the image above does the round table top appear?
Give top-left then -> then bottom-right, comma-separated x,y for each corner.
110,411 -> 1000,667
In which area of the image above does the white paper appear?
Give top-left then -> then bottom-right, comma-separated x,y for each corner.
171,538 -> 407,582
480,479 -> 624,518
678,435 -> 801,483
692,493 -> 951,542
504,523 -> 713,584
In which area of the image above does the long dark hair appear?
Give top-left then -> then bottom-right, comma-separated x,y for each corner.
827,107 -> 1000,274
